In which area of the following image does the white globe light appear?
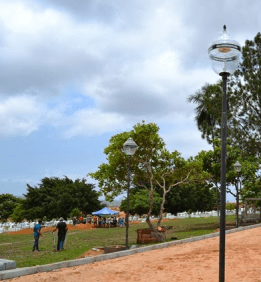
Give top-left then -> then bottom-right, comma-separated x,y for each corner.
123,137 -> 138,156
234,161 -> 242,172
208,25 -> 241,75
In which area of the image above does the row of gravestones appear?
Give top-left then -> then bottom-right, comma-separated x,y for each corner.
166,209 -> 245,219
0,219 -> 74,234
1,209 -> 260,233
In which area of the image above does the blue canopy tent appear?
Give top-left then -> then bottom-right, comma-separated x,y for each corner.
92,207 -> 119,216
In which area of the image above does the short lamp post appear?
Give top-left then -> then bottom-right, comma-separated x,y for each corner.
234,161 -> 242,228
123,137 -> 138,250
208,25 -> 241,282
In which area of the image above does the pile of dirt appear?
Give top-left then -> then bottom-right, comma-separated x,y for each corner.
7,218 -> 178,235
7,223 -> 94,235
77,249 -> 104,259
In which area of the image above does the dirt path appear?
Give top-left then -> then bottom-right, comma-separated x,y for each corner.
5,227 -> 261,282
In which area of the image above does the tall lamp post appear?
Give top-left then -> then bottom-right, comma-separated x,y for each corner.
123,137 -> 138,250
208,25 -> 241,282
234,161 -> 242,228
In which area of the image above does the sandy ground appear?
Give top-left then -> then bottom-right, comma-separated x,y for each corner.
5,227 -> 261,282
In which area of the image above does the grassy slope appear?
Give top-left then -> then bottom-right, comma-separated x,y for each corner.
0,215 -> 236,268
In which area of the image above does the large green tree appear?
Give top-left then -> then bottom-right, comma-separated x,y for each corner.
90,121 -> 208,241
120,189 -> 162,216
10,203 -> 26,223
228,32 -> 261,157
236,158 -> 261,208
0,194 -> 23,222
162,183 -> 216,215
189,32 -> 261,157
23,176 -> 102,220
199,140 -> 261,224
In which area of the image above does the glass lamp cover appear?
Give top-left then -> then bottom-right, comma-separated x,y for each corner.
123,137 -> 138,156
208,26 -> 241,75
234,161 -> 242,172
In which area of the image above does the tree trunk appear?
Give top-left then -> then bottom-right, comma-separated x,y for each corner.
146,181 -> 166,242
146,217 -> 165,242
157,189 -> 166,228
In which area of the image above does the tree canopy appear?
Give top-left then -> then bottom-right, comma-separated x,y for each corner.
228,32 -> 261,156
0,194 -> 23,222
188,32 -> 261,211
120,189 -> 162,216
189,32 -> 261,157
10,203 -> 26,223
162,183 -> 216,214
90,121 -> 209,241
23,176 -> 102,220
187,82 -> 223,146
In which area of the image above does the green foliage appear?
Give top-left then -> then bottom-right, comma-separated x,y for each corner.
23,176 -> 102,220
240,172 -> 261,208
10,203 -> 26,223
188,33 -> 261,208
70,208 -> 81,219
89,122 -> 166,200
226,202 -> 236,211
90,121 -> 207,199
120,189 -> 162,216
228,32 -> 261,156
0,194 -> 23,222
162,183 -> 216,214
198,141 -> 261,209
199,141 -> 242,184
187,82 -> 223,146
90,121 -> 210,237
189,32 -> 261,157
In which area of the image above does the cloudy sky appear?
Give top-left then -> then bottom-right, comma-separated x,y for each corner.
0,0 -> 260,203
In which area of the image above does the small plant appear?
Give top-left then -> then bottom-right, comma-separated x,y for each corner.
226,202 -> 236,211
70,208 -> 81,219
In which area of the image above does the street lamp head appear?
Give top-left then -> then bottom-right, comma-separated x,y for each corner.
208,25 -> 241,76
234,161 -> 242,173
123,137 -> 138,156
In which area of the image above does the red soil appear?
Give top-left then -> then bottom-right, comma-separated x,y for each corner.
7,219 -> 175,235
7,223 -> 94,235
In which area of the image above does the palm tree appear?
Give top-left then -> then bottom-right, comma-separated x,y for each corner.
187,82 -> 223,147
188,82 -> 224,222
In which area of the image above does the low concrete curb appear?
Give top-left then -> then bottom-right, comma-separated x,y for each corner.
0,259 -> 16,271
1,223 -> 261,280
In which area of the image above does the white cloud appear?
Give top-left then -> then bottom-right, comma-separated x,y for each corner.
0,0 -> 250,140
63,108 -> 127,138
0,0 -> 259,201
162,125 -> 213,159
0,2 -> 107,95
0,95 -> 46,136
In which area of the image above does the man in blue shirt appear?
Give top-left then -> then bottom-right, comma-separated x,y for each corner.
32,220 -> 44,252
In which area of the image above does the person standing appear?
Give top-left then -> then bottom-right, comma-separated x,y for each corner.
93,216 -> 97,226
52,217 -> 68,251
79,215 -> 83,223
32,220 -> 44,252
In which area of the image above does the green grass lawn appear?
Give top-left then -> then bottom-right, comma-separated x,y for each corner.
0,215 -> 238,268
